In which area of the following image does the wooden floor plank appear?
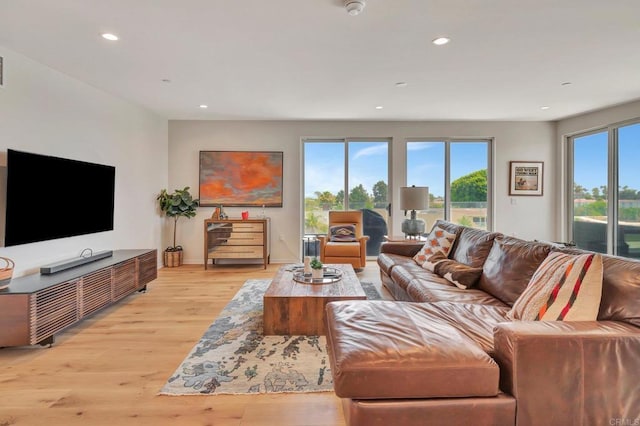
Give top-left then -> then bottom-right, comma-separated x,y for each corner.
0,261 -> 388,426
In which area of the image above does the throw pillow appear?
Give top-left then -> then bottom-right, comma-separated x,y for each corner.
329,224 -> 357,242
507,252 -> 604,321
421,251 -> 448,272
434,260 -> 484,290
413,226 -> 457,266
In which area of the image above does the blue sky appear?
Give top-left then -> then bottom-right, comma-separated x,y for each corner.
304,124 -> 639,200
304,141 -> 487,199
574,122 -> 640,192
407,142 -> 487,197
304,141 -> 389,197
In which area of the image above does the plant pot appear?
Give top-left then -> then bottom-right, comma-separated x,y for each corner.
312,268 -> 323,279
164,250 -> 183,267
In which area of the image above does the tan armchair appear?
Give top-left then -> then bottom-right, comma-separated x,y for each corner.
318,210 -> 369,270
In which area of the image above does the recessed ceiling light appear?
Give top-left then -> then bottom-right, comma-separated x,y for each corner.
395,82 -> 408,87
199,105 -> 208,109
432,37 -> 450,46
375,106 -> 383,110
540,106 -> 550,110
101,33 -> 119,41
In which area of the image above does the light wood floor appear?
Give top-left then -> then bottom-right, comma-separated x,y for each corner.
0,261 -> 387,426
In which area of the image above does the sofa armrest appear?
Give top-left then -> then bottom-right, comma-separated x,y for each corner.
493,321 -> 640,426
380,242 -> 424,258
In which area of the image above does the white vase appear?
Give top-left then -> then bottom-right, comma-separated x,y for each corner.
312,268 -> 323,279
304,256 -> 312,275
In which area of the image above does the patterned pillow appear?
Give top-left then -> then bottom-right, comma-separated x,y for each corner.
413,226 -> 457,265
329,224 -> 357,242
434,260 -> 484,290
421,251 -> 448,272
507,252 -> 603,321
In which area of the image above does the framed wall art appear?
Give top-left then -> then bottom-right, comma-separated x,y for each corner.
199,151 -> 283,207
509,161 -> 543,196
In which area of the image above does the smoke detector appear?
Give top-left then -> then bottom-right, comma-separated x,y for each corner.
345,0 -> 366,16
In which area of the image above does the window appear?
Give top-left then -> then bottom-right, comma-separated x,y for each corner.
303,139 -> 390,257
568,121 -> 640,258
407,140 -> 492,230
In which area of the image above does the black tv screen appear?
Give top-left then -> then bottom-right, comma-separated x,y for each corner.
4,149 -> 115,246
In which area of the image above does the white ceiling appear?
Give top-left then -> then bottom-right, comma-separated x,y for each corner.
1,0 -> 639,121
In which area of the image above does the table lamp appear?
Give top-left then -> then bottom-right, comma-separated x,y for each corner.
400,185 -> 429,237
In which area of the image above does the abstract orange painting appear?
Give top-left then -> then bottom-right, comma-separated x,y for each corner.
199,151 -> 283,207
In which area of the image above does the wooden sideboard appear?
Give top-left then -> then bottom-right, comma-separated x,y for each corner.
0,249 -> 157,347
204,218 -> 270,269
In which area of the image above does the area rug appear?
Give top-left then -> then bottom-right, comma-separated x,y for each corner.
159,278 -> 381,396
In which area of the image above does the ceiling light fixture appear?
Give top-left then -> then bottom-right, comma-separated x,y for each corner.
395,82 -> 408,87
375,105 -> 383,110
432,37 -> 450,46
561,82 -> 572,86
199,105 -> 208,109
101,33 -> 119,41
540,106 -> 550,110
344,0 -> 366,16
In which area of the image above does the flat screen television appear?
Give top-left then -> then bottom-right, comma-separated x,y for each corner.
4,149 -> 115,247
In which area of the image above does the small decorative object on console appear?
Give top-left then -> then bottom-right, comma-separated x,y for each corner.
0,257 -> 15,290
292,266 -> 343,284
304,256 -> 312,275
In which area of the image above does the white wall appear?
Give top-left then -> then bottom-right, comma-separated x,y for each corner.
0,47 -> 168,277
169,120 -> 557,264
555,99 -> 640,239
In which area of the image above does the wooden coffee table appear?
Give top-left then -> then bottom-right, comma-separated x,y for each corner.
263,263 -> 366,336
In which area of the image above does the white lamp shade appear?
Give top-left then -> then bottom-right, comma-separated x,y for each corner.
400,186 -> 429,211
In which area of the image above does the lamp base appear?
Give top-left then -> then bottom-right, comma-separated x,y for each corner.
401,219 -> 425,237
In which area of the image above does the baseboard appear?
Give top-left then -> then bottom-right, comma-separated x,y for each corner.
40,250 -> 113,275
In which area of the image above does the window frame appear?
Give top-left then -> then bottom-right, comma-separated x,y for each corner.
566,118 -> 640,255
405,138 -> 494,231
301,137 -> 392,258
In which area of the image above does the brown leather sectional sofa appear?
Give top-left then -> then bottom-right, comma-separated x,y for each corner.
324,220 -> 640,426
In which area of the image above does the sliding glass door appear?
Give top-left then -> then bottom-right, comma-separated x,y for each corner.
569,121 -> 640,257
407,139 -> 491,230
303,139 -> 390,257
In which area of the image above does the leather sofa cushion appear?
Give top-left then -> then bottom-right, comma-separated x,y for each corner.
451,227 -> 502,268
325,300 -> 500,399
478,236 -> 551,306
377,252 -> 415,276
407,280 -> 509,310
421,302 -> 510,354
389,263 -> 450,295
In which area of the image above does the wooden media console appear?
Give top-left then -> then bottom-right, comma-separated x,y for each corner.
0,249 -> 157,347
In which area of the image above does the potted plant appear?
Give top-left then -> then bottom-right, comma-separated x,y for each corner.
157,187 -> 199,267
310,257 -> 324,279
